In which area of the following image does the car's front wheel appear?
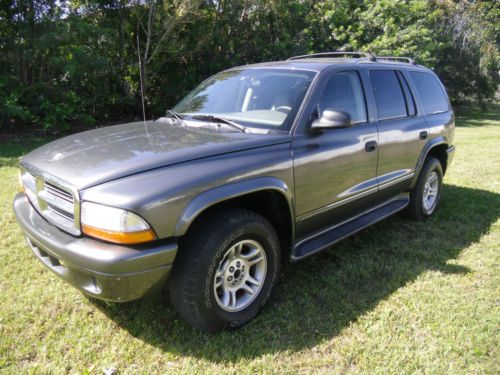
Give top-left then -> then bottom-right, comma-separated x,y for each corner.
169,208 -> 280,333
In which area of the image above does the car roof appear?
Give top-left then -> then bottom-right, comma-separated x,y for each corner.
228,58 -> 431,73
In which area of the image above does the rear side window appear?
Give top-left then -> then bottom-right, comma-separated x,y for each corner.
371,70 -> 407,120
318,71 -> 367,124
410,72 -> 449,115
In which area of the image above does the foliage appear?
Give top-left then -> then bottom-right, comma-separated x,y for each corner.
0,0 -> 498,132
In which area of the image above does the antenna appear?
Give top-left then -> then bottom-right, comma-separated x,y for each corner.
137,35 -> 147,125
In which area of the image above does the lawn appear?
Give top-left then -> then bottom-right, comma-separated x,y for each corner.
1,108 -> 499,374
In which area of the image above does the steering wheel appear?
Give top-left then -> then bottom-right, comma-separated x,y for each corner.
274,106 -> 292,114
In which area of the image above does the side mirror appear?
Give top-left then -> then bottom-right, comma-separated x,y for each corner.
310,109 -> 352,131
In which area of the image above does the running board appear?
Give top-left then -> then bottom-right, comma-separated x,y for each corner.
291,197 -> 409,261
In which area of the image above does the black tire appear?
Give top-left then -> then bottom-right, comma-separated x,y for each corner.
168,208 -> 281,333
405,157 -> 443,220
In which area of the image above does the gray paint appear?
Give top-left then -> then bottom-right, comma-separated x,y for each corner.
22,120 -> 290,190
13,193 -> 176,301
80,142 -> 294,239
14,56 -> 455,302
19,60 -> 454,242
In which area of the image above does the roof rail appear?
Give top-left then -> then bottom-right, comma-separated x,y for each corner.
375,56 -> 417,65
288,51 -> 376,62
287,51 -> 417,65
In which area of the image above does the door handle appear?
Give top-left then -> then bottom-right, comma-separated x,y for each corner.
365,141 -> 377,152
419,131 -> 428,140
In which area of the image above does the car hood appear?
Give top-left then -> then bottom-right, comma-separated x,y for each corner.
22,120 -> 290,189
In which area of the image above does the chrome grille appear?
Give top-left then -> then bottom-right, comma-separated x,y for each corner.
20,164 -> 81,235
45,182 -> 73,201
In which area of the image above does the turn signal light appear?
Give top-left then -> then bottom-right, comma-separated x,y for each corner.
82,224 -> 156,244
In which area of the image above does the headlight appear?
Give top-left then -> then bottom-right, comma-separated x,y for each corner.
81,202 -> 156,244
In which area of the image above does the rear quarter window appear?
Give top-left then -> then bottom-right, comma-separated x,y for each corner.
410,71 -> 450,115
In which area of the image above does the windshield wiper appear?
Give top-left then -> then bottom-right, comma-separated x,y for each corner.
165,109 -> 185,124
191,114 -> 246,133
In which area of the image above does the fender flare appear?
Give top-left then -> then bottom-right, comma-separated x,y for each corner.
174,176 -> 294,237
411,136 -> 448,188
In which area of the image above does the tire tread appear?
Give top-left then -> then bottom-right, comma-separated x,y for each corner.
169,208 -> 279,332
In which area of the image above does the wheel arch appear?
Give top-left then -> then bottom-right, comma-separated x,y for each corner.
175,177 -> 295,249
411,137 -> 449,188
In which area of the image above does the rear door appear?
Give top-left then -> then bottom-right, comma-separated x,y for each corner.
368,69 -> 428,199
407,71 -> 454,146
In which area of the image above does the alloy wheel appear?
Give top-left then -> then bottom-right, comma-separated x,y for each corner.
213,239 -> 267,312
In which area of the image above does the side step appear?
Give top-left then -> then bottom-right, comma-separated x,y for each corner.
291,197 -> 409,261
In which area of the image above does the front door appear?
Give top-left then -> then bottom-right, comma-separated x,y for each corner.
292,70 -> 379,237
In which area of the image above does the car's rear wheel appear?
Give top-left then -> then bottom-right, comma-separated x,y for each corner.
405,157 -> 443,220
169,208 -> 280,333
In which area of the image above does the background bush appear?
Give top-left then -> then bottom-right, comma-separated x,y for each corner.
0,0 -> 498,133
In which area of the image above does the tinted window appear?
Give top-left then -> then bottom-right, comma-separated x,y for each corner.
371,70 -> 407,120
318,71 -> 367,124
397,71 -> 416,116
173,68 -> 315,130
410,72 -> 449,115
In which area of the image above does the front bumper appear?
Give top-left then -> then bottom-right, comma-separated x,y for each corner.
13,193 -> 177,302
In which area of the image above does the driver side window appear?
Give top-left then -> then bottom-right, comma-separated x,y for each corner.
318,71 -> 367,124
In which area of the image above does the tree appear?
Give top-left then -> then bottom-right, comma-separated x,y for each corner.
0,0 -> 498,133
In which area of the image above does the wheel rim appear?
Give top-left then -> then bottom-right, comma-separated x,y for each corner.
422,171 -> 439,214
213,239 -> 267,312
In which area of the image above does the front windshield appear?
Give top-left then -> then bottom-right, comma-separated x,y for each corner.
173,68 -> 316,131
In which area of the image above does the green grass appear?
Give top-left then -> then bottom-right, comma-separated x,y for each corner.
1,109 -> 499,374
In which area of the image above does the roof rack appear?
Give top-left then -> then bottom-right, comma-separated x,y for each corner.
287,51 -> 376,62
287,51 -> 417,65
376,56 -> 416,65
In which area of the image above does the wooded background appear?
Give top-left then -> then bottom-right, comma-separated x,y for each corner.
1,0 -> 498,133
